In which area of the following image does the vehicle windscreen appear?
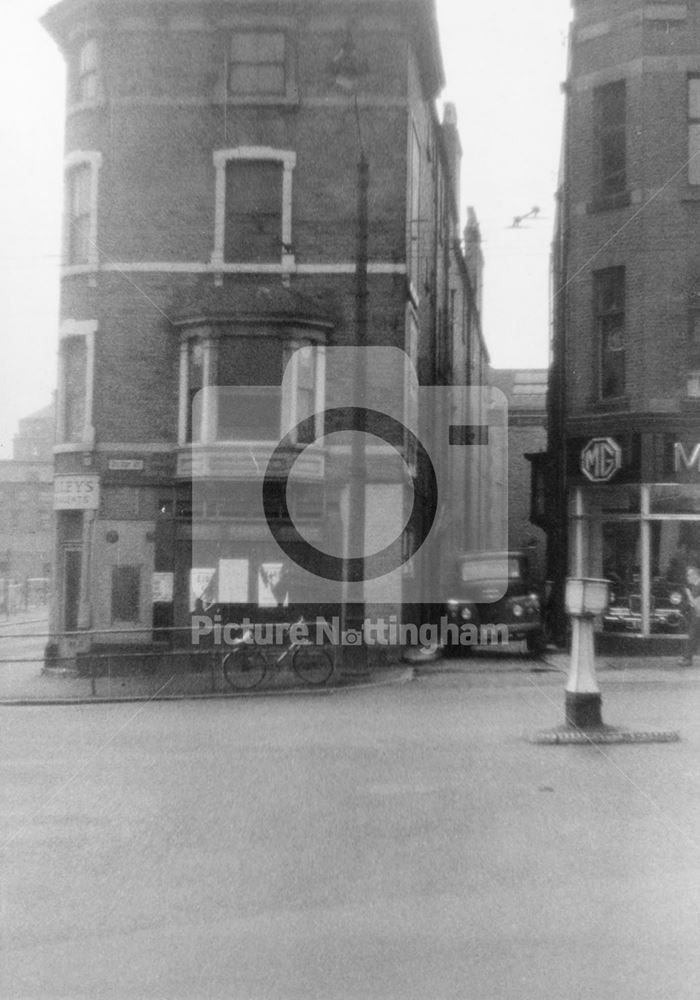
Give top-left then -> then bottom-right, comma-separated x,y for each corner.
459,557 -> 521,583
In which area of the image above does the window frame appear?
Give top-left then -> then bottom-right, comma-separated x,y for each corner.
594,266 -> 627,401
56,319 -> 97,447
228,31 -> 287,98
63,151 -> 102,271
76,38 -> 100,104
178,330 -> 325,447
688,75 -> 700,185
216,28 -> 297,105
211,147 -> 296,274
592,79 -> 627,202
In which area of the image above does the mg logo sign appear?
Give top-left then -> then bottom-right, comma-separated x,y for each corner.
580,437 -> 622,483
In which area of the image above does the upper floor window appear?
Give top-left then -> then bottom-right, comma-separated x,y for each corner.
57,320 -> 96,445
77,39 -> 99,103
593,80 -> 627,199
181,334 -> 323,446
67,165 -> 92,264
61,337 -> 88,442
64,152 -> 102,268
688,76 -> 700,184
594,266 -> 626,399
212,148 -> 295,269
407,123 -> 421,294
229,32 -> 286,97
225,160 -> 284,262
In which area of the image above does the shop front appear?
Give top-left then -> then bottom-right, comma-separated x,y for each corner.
566,428 -> 700,640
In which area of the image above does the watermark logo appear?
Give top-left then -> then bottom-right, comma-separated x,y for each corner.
191,347 -> 508,606
191,614 -> 509,650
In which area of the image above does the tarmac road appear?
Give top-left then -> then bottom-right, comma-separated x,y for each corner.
2,663 -> 700,999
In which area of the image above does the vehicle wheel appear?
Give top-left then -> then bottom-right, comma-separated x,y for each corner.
292,645 -> 334,685
222,649 -> 267,691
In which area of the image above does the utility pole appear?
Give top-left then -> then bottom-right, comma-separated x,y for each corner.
338,151 -> 370,672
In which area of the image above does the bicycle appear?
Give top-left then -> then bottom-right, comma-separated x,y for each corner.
222,617 -> 335,691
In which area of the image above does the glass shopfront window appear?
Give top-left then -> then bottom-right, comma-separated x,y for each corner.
576,484 -> 700,637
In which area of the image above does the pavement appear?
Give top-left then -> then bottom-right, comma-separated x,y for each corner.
2,625 -> 700,702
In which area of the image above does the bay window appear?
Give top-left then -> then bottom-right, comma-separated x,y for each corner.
179,328 -> 324,446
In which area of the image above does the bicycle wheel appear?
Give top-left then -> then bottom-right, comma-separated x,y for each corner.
292,645 -> 334,686
222,648 -> 267,691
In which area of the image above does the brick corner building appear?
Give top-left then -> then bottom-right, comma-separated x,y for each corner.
42,0 -> 495,661
545,0 -> 700,643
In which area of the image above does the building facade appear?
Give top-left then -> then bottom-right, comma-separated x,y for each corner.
42,0 -> 495,658
546,0 -> 700,640
0,404 -> 54,611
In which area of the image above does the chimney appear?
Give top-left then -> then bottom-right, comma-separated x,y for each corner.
464,206 -> 484,318
441,102 -> 462,210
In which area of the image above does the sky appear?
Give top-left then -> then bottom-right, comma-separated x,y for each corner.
0,0 -> 571,458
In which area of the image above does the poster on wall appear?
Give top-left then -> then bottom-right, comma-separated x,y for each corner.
151,572 -> 174,603
189,567 -> 216,611
218,559 -> 249,604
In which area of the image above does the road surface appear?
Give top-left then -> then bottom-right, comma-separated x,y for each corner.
2,665 -> 700,999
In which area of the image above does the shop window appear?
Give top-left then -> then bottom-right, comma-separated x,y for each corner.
688,77 -> 700,185
228,32 -> 286,97
593,80 -> 627,201
594,266 -> 626,399
111,565 -> 141,622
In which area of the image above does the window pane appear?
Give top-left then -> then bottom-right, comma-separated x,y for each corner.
594,81 -> 626,196
216,387 -> 280,440
595,267 -> 626,397
601,348 -> 625,398
63,338 -> 87,441
71,166 -> 91,214
599,132 -> 626,193
596,81 -> 625,126
650,486 -> 700,514
80,73 -> 98,103
601,314 -> 624,350
230,32 -> 285,63
217,336 -> 284,385
69,215 -> 91,264
224,161 -> 283,262
689,77 -> 700,119
68,166 -> 92,263
229,63 -> 286,96
690,124 -> 700,184
79,39 -> 98,74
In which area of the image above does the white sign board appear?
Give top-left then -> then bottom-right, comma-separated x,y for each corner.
53,475 -> 100,510
108,459 -> 144,471
219,559 -> 249,603
152,572 -> 174,603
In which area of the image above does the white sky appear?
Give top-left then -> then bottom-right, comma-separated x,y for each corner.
0,0 -> 571,457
